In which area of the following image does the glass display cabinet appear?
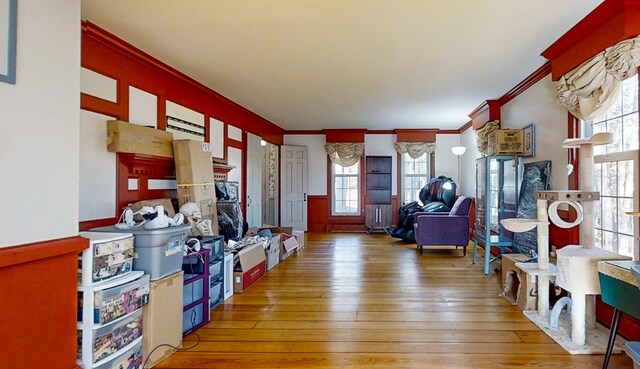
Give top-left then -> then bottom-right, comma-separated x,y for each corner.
473,155 -> 520,274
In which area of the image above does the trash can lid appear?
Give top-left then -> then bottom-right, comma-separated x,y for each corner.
625,342 -> 640,363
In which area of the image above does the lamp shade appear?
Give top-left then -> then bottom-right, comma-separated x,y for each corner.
451,146 -> 466,156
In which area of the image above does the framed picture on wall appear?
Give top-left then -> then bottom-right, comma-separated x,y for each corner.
522,123 -> 535,158
0,0 -> 17,84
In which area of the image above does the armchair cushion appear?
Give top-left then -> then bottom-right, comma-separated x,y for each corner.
449,196 -> 472,216
414,215 -> 470,247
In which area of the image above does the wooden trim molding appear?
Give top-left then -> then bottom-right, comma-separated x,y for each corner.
541,0 -> 640,80
324,129 -> 367,143
458,121 -> 473,133
395,129 -> 437,142
498,62 -> 552,106
81,21 -> 284,145
469,100 -> 500,130
0,236 -> 88,369
0,236 -> 87,268
283,129 -> 324,135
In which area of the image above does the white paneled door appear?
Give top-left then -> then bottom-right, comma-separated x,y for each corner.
281,145 -> 308,231
246,133 -> 263,228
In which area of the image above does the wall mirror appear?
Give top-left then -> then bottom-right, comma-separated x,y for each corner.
0,0 -> 17,84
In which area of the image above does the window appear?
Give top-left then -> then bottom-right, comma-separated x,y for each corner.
583,75 -> 639,258
401,153 -> 430,204
332,162 -> 360,215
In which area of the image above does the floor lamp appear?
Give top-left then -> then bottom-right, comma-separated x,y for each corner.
451,146 -> 466,193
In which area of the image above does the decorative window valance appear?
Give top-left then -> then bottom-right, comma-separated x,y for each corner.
556,35 -> 640,121
324,142 -> 365,167
394,142 -> 436,159
474,120 -> 499,156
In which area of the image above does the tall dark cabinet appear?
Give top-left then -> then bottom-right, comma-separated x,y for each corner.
365,156 -> 392,234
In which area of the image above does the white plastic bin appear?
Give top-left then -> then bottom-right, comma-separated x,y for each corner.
78,274 -> 150,325
79,232 -> 135,285
94,339 -> 143,369
91,225 -> 190,280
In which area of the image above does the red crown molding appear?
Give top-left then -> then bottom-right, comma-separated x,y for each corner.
82,21 -> 285,141
395,129 -> 437,142
366,130 -> 396,135
499,62 -> 551,106
283,129 -> 324,135
469,100 -> 500,130
541,0 -> 640,80
458,121 -> 473,133
324,129 -> 367,142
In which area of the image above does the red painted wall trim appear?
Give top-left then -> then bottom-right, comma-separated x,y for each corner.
469,100 -> 500,130
0,236 -> 87,369
283,129 -> 324,135
324,129 -> 367,143
395,129 -> 437,142
498,62 -> 552,106
82,21 -> 284,145
366,130 -> 396,135
307,195 -> 328,232
80,93 -> 122,119
79,217 -> 119,232
0,236 -> 87,269
226,138 -> 244,149
541,0 -> 640,80
458,121 -> 473,133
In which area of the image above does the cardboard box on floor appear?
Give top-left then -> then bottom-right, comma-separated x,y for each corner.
259,226 -> 299,261
143,271 -> 183,368
107,120 -> 174,157
265,234 -> 281,270
172,140 -> 219,235
292,230 -> 305,251
501,254 -> 537,310
234,242 -> 266,293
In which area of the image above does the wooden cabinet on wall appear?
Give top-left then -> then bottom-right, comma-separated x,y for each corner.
365,156 -> 392,234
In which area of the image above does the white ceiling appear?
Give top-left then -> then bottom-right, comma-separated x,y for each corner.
81,0 -> 602,131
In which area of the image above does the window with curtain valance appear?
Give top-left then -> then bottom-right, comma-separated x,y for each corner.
324,142 -> 365,167
555,35 -> 640,121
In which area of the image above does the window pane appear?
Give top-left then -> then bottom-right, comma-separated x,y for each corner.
603,231 -> 617,253
623,114 -> 639,151
607,118 -> 622,153
343,163 -> 359,174
619,198 -> 634,236
618,160 -> 634,197
622,76 -> 639,115
592,123 -> 606,156
602,162 -> 617,196
602,197 -> 617,232
594,163 -> 602,193
618,235 -> 635,258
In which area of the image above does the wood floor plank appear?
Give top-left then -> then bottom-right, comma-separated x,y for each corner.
153,233 -> 632,368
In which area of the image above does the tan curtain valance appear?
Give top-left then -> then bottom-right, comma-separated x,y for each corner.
324,142 -> 365,167
394,142 -> 436,159
556,35 -> 640,121
474,120 -> 499,156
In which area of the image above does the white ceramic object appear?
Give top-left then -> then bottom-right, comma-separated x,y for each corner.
548,200 -> 583,229
500,218 -> 540,233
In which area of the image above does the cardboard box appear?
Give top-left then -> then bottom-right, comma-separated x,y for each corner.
233,243 -> 266,293
259,226 -> 298,261
292,230 -> 305,251
107,120 -> 174,157
142,271 -> 183,368
173,140 -> 219,234
501,254 -> 536,310
265,234 -> 281,271
281,234 -> 299,261
487,129 -> 523,156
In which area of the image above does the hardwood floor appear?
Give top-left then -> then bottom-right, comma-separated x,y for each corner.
156,233 -> 633,368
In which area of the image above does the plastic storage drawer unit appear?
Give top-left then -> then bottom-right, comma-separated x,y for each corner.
183,274 -> 204,306
94,339 -> 143,369
79,232 -> 135,285
78,309 -> 143,364
78,274 -> 150,325
91,225 -> 190,280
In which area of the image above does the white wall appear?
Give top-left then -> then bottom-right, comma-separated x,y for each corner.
227,146 -> 243,198
365,134 -> 398,195
283,134 -> 327,196
434,134 -> 460,190
500,75 -> 568,191
460,128 -> 482,197
0,0 -> 81,247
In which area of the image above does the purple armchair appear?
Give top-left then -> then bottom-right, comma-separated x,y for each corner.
413,196 -> 472,255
